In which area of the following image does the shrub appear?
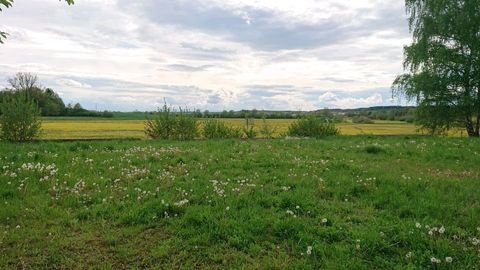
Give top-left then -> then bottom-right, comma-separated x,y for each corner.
287,117 -> 339,138
203,119 -> 242,139
352,116 -> 374,124
144,103 -> 198,140
0,91 -> 42,142
243,118 -> 257,139
259,115 -> 277,139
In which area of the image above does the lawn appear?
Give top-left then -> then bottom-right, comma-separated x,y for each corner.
1,136 -> 479,269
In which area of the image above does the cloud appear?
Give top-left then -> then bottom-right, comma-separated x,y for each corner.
0,0 -> 410,111
163,64 -> 215,72
56,78 -> 92,88
317,91 -> 387,109
318,77 -> 357,84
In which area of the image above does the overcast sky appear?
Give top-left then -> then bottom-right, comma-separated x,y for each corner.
0,0 -> 411,111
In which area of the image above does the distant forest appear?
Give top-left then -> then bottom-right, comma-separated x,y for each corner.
0,73 -> 415,121
0,86 -> 414,121
0,87 -> 113,118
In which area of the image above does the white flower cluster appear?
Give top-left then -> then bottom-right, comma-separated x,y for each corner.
174,199 -> 189,207
472,237 -> 480,246
211,180 -> 227,197
286,210 -> 296,218
428,226 -> 446,236
20,162 -> 58,181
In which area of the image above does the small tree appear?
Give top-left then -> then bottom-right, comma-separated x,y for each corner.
0,91 -> 42,142
243,116 -> 257,139
259,114 -> 277,139
145,103 -> 198,140
287,116 -> 339,138
202,119 -> 242,139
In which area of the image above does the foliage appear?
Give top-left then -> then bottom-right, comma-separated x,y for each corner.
0,91 -> 41,142
352,116 -> 374,124
242,117 -> 257,139
202,119 -> 242,139
259,115 -> 277,139
393,0 -> 480,137
1,73 -> 65,116
0,73 -> 107,117
144,103 -> 198,140
287,117 -> 340,138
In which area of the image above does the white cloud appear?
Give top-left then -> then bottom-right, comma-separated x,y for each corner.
320,93 -> 384,109
0,0 -> 409,110
56,79 -> 92,89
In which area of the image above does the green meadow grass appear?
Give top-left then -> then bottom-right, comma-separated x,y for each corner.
1,136 -> 479,269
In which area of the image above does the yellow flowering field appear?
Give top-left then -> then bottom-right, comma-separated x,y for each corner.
39,118 -> 440,140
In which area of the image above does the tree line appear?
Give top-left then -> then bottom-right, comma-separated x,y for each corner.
0,73 -> 112,117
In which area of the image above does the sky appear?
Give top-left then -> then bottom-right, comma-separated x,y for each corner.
0,0 -> 412,111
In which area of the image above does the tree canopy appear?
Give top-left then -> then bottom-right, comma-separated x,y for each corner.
393,0 -> 480,136
0,73 -> 66,116
0,0 -> 74,43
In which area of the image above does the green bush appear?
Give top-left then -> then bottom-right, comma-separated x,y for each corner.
202,119 -> 242,139
243,118 -> 257,139
352,116 -> 374,124
144,104 -> 198,140
287,117 -> 339,138
0,91 -> 42,142
259,115 -> 277,139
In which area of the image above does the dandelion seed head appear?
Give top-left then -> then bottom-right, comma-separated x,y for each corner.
405,251 -> 412,259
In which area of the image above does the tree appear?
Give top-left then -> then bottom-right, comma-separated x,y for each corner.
1,73 -> 66,116
393,0 -> 480,137
0,91 -> 41,142
0,0 -> 74,44
7,72 -> 38,90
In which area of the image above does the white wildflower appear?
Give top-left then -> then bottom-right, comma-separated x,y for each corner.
415,222 -> 422,228
174,199 -> 189,207
430,257 -> 441,264
439,226 -> 445,234
321,218 -> 328,224
445,257 -> 453,263
472,237 -> 480,246
405,251 -> 412,259
306,246 -> 312,255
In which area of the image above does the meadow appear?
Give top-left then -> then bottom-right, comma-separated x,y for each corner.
40,118 -> 430,140
1,136 -> 479,269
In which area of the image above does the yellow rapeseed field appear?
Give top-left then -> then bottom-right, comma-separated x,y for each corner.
38,118 -> 460,140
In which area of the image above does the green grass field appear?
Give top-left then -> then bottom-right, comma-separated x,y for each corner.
39,118 -> 447,140
1,137 -> 479,269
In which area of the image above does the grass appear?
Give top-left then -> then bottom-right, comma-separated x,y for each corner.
40,118 -> 435,140
1,136 -> 479,269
